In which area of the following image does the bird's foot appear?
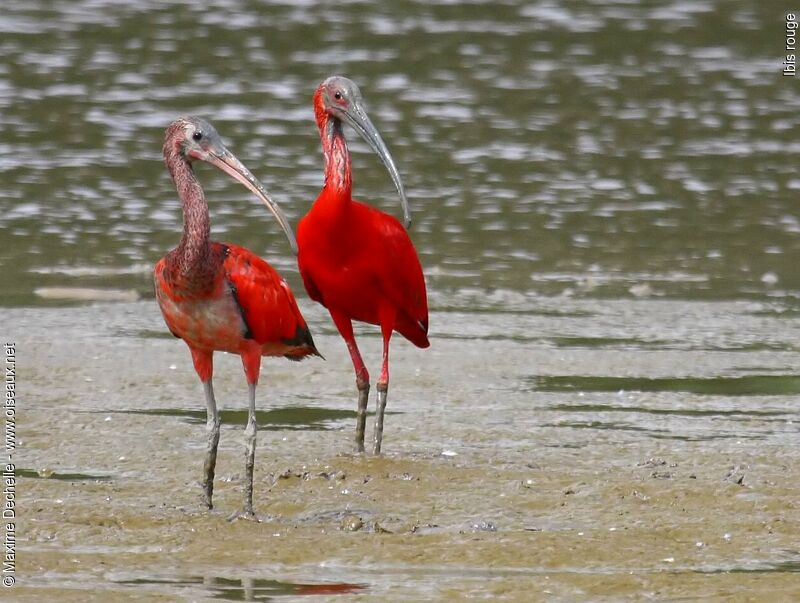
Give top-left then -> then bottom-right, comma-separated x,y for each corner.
200,482 -> 214,510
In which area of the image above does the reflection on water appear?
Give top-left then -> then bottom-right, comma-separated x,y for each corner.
109,406 -> 357,430
0,0 -> 796,305
115,575 -> 365,601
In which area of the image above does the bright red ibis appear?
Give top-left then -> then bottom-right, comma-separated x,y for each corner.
154,117 -> 319,518
297,77 -> 429,455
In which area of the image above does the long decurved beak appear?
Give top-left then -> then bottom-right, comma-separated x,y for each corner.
205,147 -> 298,255
338,101 -> 411,229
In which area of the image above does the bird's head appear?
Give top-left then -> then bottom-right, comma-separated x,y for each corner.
164,116 -> 298,254
314,76 -> 411,229
170,116 -> 228,163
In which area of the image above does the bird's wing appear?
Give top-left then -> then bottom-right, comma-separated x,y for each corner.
220,243 -> 308,346
372,208 -> 429,322
298,265 -> 325,306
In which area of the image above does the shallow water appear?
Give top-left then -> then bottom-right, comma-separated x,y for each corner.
3,0 -> 800,600
9,294 -> 800,601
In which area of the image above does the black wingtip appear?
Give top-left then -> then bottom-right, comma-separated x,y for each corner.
282,323 -> 324,361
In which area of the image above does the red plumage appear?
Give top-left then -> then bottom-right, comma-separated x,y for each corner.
152,116 -> 317,516
298,194 -> 428,349
155,241 -> 317,365
295,77 -> 429,454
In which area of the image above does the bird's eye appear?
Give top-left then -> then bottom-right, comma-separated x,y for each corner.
192,130 -> 203,141
334,91 -> 342,100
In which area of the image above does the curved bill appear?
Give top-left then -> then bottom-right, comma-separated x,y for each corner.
338,101 -> 411,228
205,147 -> 298,255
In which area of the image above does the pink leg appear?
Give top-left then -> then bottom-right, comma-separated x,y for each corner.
190,346 -> 213,383
330,310 -> 370,453
189,347 -> 219,510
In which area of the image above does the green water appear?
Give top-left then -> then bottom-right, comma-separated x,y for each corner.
1,1 -> 796,306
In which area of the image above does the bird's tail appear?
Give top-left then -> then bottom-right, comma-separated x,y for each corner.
282,323 -> 325,361
397,314 -> 430,349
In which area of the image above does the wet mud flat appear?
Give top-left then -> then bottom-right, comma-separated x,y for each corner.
8,297 -> 800,601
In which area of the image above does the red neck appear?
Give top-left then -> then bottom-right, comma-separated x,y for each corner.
164,140 -> 211,277
314,90 -> 352,203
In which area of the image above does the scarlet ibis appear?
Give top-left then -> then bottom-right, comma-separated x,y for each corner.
154,117 -> 319,518
297,76 -> 429,455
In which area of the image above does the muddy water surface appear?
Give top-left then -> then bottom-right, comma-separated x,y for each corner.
10,292 -> 800,601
